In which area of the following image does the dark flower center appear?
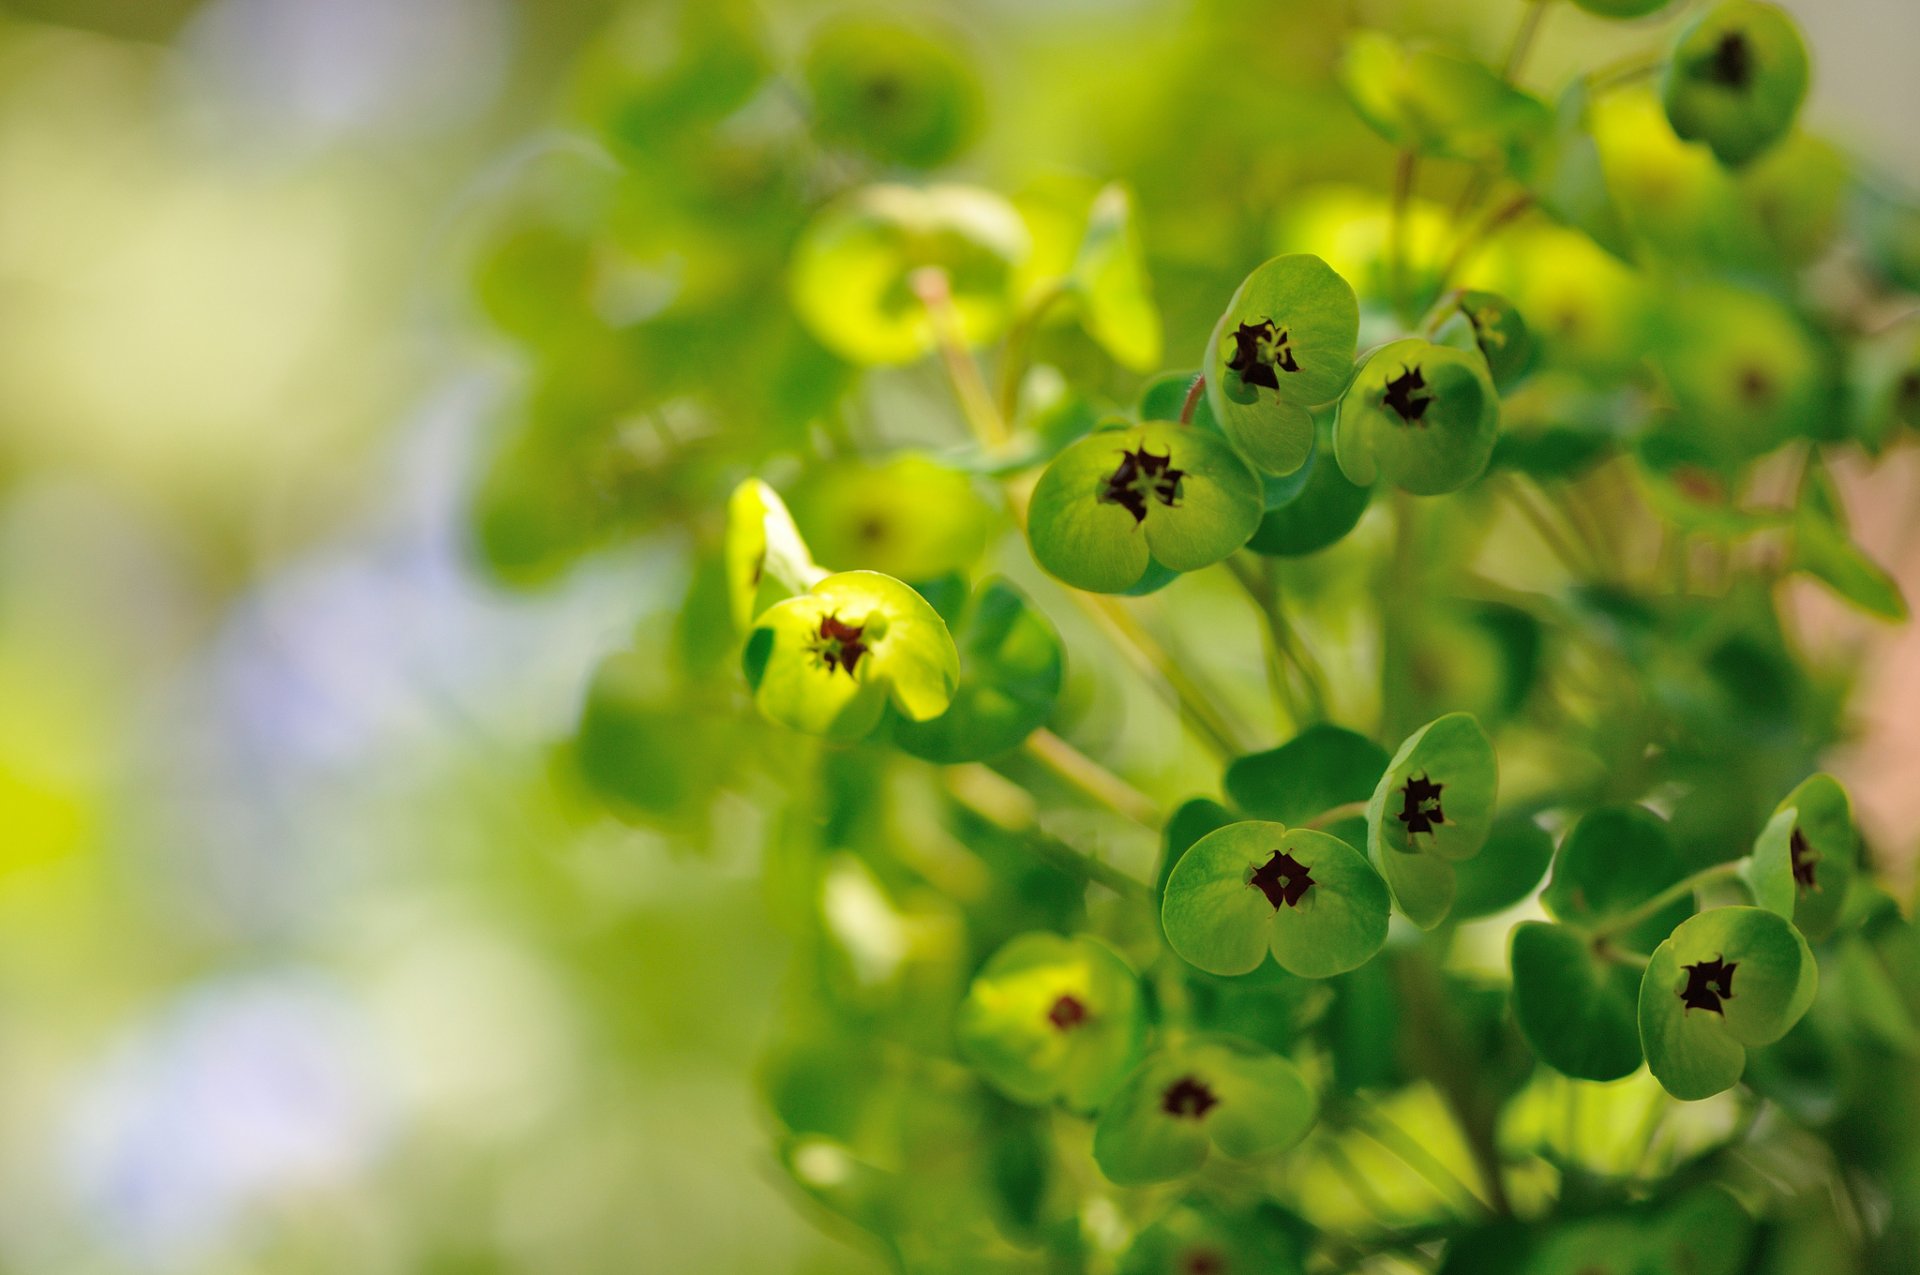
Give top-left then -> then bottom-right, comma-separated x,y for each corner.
1703,31 -> 1753,90
1249,849 -> 1315,909
1679,955 -> 1737,1014
813,613 -> 870,676
1182,1250 -> 1226,1275
1396,773 -> 1446,837
1789,828 -> 1819,893
1100,446 -> 1186,524
1047,993 -> 1090,1031
1383,366 -> 1434,424
1161,1075 -> 1220,1119
1226,318 -> 1300,390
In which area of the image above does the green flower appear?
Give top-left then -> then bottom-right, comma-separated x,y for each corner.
789,183 -> 1028,365
955,932 -> 1144,1110
1163,823 -> 1390,979
1203,255 -> 1360,475
1572,0 -> 1673,14
802,18 -> 982,170
743,570 -> 959,742
1510,921 -> 1646,1082
786,455 -> 995,585
1366,713 -> 1499,929
1424,289 -> 1534,391
1092,1036 -> 1318,1186
1768,774 -> 1859,943
1026,421 -> 1262,594
1661,1 -> 1809,167
1334,338 -> 1499,495
1639,906 -> 1817,1099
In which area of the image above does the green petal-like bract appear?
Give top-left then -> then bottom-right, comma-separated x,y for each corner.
1335,338 -> 1499,495
1661,1 -> 1809,167
955,931 -> 1144,1110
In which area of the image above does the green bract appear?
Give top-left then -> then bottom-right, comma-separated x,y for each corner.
743,570 -> 959,741
1452,812 -> 1556,921
1661,1 -> 1809,167
1639,906 -> 1817,1099
1366,713 -> 1498,929
1338,32 -> 1550,165
802,19 -> 982,170
1772,774 -> 1859,942
1069,184 -> 1164,373
1092,1035 -> 1317,1186
1117,1200 -> 1305,1275
1163,823 -> 1390,979
954,931 -> 1143,1110
789,184 -> 1028,365
1203,254 -> 1360,475
726,478 -> 825,630
1224,724 -> 1388,827
1572,0 -> 1673,15
1026,421 -> 1262,593
787,455 -> 994,584
1649,282 -> 1823,469
891,577 -> 1062,763
1511,921 -> 1646,1081
1246,420 -> 1374,556
1335,338 -> 1499,495
1425,289 -> 1534,391
1541,805 -> 1694,954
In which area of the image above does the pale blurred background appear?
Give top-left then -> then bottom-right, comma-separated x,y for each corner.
0,1 -> 1913,1272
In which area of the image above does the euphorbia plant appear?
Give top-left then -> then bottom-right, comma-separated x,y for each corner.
470,0 -> 1920,1269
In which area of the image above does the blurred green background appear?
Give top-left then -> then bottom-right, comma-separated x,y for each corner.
0,1 -> 1915,1272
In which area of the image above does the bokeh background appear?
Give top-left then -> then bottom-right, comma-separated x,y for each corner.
0,0 -> 1915,1271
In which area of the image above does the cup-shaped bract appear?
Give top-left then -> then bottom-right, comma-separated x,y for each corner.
1572,0 -> 1673,15
790,184 -> 1028,365
1092,1036 -> 1318,1186
1772,773 -> 1859,943
1335,339 -> 1499,495
1366,713 -> 1499,929
1511,921 -> 1646,1082
802,18 -> 982,170
787,455 -> 995,585
1117,1200 -> 1306,1275
1639,906 -> 1817,1100
1026,422 -> 1262,593
1661,1 -> 1809,168
891,577 -> 1063,764
1071,184 -> 1164,373
726,478 -> 826,630
1649,282 -> 1823,469
1163,823 -> 1390,979
955,932 -> 1144,1110
1425,289 -> 1534,392
1203,255 -> 1360,476
743,570 -> 960,742
1542,805 -> 1695,954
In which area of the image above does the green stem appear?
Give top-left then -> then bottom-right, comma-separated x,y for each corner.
1223,554 -> 1329,722
913,266 -> 1009,450
943,763 -> 1153,900
1502,0 -> 1553,83
1436,191 -> 1533,294
1022,727 -> 1159,827
1389,149 -> 1420,320
1178,374 -> 1206,425
1380,488 -> 1421,741
1588,861 -> 1745,941
1496,472 -> 1596,577
1077,592 -> 1251,761
1355,1106 -> 1493,1216
1305,800 -> 1369,829
997,279 -> 1072,427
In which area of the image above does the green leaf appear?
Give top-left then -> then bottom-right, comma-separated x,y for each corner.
1793,502 -> 1908,620
1203,254 -> 1360,475
1541,805 -> 1695,953
1571,0 -> 1675,19
1157,797 -> 1238,904
1662,1 -> 1809,167
1224,724 -> 1390,827
1026,421 -> 1262,593
955,931 -> 1145,1110
891,577 -> 1063,763
726,478 -> 826,629
789,184 -> 1028,365
1452,812 -> 1556,921
1366,713 -> 1497,929
1164,823 -> 1390,979
1245,419 -> 1374,557
1740,806 -> 1799,921
574,652 -> 716,824
1070,184 -> 1163,372
1092,1036 -> 1317,1186
1338,32 -> 1551,165
803,18 -> 982,169
1516,80 -> 1636,260
1334,338 -> 1499,495
1639,906 -> 1817,1100
1510,921 -> 1645,1081
787,456 -> 995,585
745,570 -> 960,742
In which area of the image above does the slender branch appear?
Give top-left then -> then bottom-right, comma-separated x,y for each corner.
1223,554 -> 1329,721
1076,593 -> 1251,761
1495,472 -> 1596,577
1588,861 -> 1746,941
1022,728 -> 1159,828
1502,0 -> 1553,84
1437,191 -> 1533,293
1306,800 -> 1369,830
997,279 -> 1072,426
1178,374 -> 1206,425
1355,1107 -> 1493,1216
944,764 -> 1153,900
1587,51 -> 1663,96
1389,149 -> 1420,320
912,266 -> 1009,449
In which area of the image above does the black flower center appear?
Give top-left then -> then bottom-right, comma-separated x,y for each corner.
1396,773 -> 1446,837
1099,446 -> 1186,524
1383,366 -> 1435,424
1249,849 -> 1315,909
1226,319 -> 1300,391
813,613 -> 869,676
1789,828 -> 1819,893
1047,993 -> 1090,1031
1161,1075 -> 1220,1119
1679,955 -> 1737,1014
1703,31 -> 1753,90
